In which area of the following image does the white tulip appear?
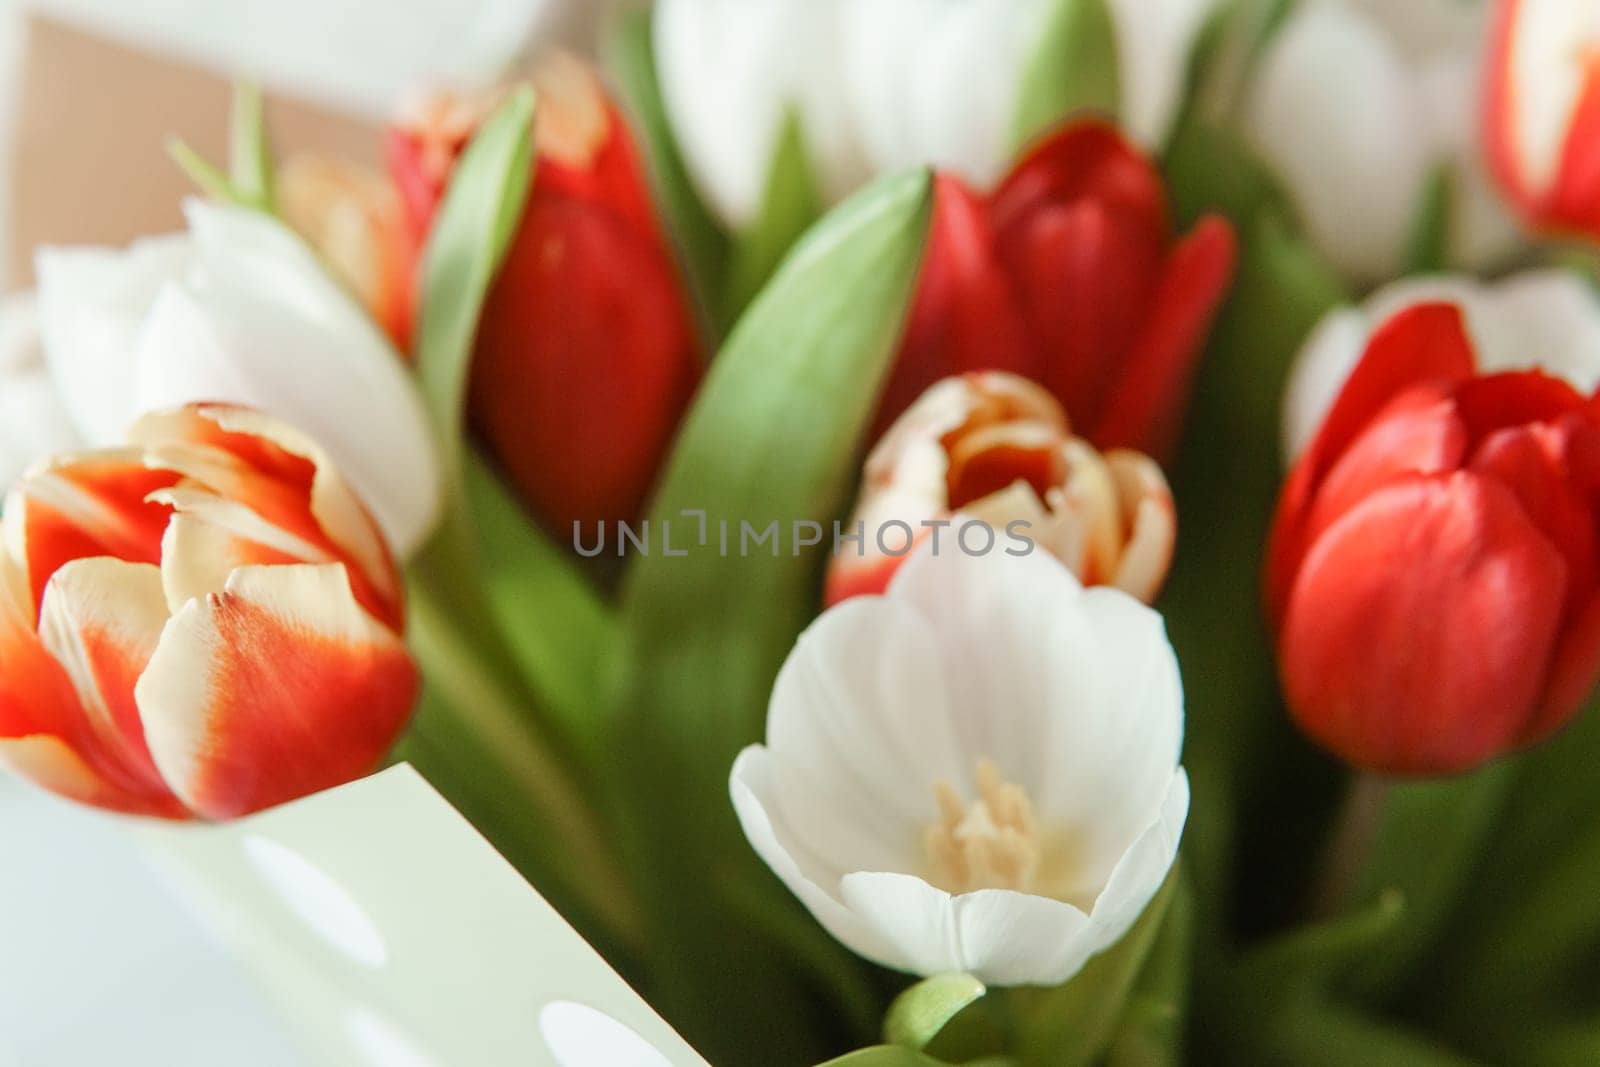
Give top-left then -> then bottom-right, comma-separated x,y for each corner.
35,200 -> 441,558
731,547 -> 1187,985
655,0 -> 1220,229
0,294 -> 81,489
1282,270 -> 1600,461
1245,0 -> 1521,283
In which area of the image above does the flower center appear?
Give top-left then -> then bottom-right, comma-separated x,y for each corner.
925,759 -> 1041,894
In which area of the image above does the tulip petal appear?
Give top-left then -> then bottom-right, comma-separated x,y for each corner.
1084,768 -> 1188,953
34,235 -> 193,445
766,595 -> 965,877
0,293 -> 82,488
0,557 -> 182,816
136,563 -> 417,819
1093,215 -> 1236,456
2,452 -> 177,613
1281,472 -> 1568,774
37,558 -> 171,795
1101,0 -> 1220,148
132,201 -> 441,558
1245,1 -> 1433,280
729,746 -> 900,966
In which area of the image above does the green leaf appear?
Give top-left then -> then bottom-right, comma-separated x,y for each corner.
167,139 -> 239,204
817,1048 -> 949,1067
884,975 -> 988,1052
610,168 -> 934,1064
1246,997 -> 1484,1067
722,109 -> 823,326
1404,166 -> 1454,275
463,451 -> 615,767
1234,889 -> 1404,994
1163,118 -> 1282,229
1106,874 -> 1193,1066
1011,0 -> 1121,155
229,82 -> 275,213
1341,766 -> 1515,1002
605,8 -> 729,342
416,86 -> 536,480
1013,869 -> 1181,1067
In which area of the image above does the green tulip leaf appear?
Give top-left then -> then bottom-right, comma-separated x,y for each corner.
229,81 -> 275,213
817,1048 -> 950,1067
884,974 -> 988,1052
1234,889 -> 1404,995
1011,0 -> 1121,155
1405,166 -> 1454,275
611,168 -> 933,1064
1012,868 -> 1181,1067
1105,873 -> 1193,1066
723,108 -> 823,326
606,7 -> 729,341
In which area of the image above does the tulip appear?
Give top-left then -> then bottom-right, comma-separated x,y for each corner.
0,404 -> 418,819
388,54 -> 701,534
826,372 -> 1174,606
1485,0 -> 1600,240
34,200 -> 441,559
654,0 -> 1221,229
1246,0 -> 1520,281
1267,300 -> 1600,774
883,123 -> 1236,459
277,155 -> 416,350
1282,271 -> 1600,461
0,294 -> 79,488
733,547 -> 1188,984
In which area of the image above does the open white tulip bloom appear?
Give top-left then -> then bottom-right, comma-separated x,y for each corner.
1282,271 -> 1600,461
1245,0 -> 1520,282
731,548 -> 1188,985
0,294 -> 80,488
655,0 -> 1219,229
34,199 -> 441,558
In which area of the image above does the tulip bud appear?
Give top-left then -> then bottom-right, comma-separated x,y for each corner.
1267,302 -> 1600,774
0,404 -> 418,819
389,55 -> 701,534
828,372 -> 1175,607
884,123 -> 1236,460
277,156 -> 417,350
1485,0 -> 1600,240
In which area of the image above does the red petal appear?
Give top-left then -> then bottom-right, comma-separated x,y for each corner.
879,176 -> 1038,433
4,453 -> 177,616
136,564 -> 418,820
823,552 -> 907,607
1280,472 -> 1567,775
991,122 -> 1168,238
472,193 -> 701,532
1091,215 -> 1237,457
1548,46 -> 1600,236
1453,370 -> 1587,444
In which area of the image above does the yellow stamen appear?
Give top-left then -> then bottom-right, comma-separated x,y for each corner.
924,759 -> 1041,893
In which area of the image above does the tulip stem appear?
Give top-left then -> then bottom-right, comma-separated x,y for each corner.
404,551 -> 643,949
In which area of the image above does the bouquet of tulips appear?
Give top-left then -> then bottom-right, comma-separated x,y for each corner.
6,0 -> 1600,1063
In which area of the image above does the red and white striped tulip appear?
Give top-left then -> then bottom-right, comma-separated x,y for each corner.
827,373 -> 1175,606
1267,301 -> 1600,774
1486,0 -> 1600,240
388,54 -> 701,535
0,405 -> 418,819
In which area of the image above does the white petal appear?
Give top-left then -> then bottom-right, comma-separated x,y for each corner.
766,595 -> 966,878
841,0 -> 1043,188
654,0 -> 866,228
1085,768 -> 1188,954
1103,0 -> 1222,148
837,871 -> 963,977
34,234 -> 192,445
1245,2 -> 1432,281
132,201 -> 441,558
728,747 -> 898,966
1503,0 -> 1600,193
1281,271 -> 1600,462
0,294 -> 79,487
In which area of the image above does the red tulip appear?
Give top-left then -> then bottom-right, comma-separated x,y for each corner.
882,122 -> 1236,459
0,405 -> 418,818
1485,0 -> 1600,241
389,55 -> 701,534
1266,302 -> 1600,774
